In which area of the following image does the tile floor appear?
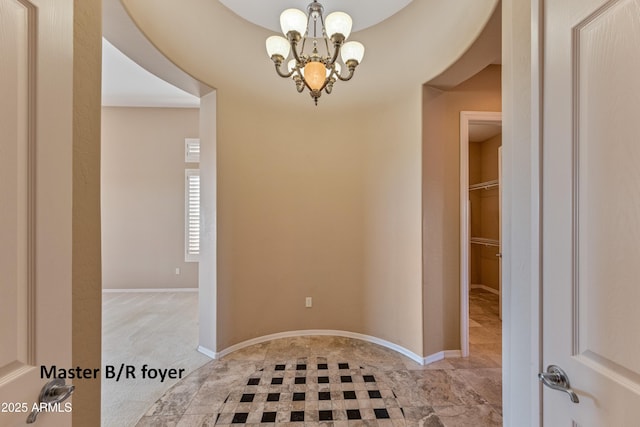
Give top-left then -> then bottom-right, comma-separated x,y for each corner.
133,288 -> 502,426
212,359 -> 407,425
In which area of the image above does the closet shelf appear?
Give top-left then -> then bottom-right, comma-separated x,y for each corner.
470,237 -> 500,247
469,179 -> 499,191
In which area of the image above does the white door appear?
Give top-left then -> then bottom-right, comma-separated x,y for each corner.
542,0 -> 640,425
0,0 -> 74,425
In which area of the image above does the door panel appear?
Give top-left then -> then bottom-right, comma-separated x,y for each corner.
0,0 -> 31,374
0,0 -> 73,425
543,0 -> 640,425
576,0 -> 640,376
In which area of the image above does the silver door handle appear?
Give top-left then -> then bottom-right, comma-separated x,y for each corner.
26,379 -> 75,424
538,365 -> 579,403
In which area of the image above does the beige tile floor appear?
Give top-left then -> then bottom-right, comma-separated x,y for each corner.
128,288 -> 502,426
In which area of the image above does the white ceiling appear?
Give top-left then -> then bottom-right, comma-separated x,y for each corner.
218,0 -> 414,33
101,38 -> 200,108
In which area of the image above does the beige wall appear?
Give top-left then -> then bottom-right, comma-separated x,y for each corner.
422,65 -> 502,355
359,89 -> 424,353
101,107 -> 199,289
215,88 -> 423,356
470,134 -> 502,290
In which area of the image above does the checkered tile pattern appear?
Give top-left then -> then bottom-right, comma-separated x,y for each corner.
214,357 -> 406,425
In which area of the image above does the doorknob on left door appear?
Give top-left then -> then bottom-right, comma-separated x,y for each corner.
26,379 -> 75,424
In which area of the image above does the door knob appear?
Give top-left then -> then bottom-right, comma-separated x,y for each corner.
538,365 -> 579,403
26,379 -> 74,424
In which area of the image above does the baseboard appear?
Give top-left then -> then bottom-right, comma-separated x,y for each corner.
197,345 -> 216,360
212,330 -> 425,365
422,349 -> 463,365
470,284 -> 500,295
102,288 -> 198,293
423,351 -> 445,364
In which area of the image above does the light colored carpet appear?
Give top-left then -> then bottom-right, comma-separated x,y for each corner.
101,291 -> 211,427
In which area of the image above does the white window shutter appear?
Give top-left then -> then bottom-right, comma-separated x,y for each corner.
185,138 -> 200,163
185,169 -> 200,262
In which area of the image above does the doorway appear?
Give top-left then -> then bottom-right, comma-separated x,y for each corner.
100,38 -> 210,426
460,111 -> 502,357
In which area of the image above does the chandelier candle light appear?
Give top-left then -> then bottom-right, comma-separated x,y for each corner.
265,0 -> 365,105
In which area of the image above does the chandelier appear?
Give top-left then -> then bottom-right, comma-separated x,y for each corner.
265,1 -> 365,105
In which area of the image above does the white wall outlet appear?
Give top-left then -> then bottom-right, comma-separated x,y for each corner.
175,267 -> 181,275
305,297 -> 312,308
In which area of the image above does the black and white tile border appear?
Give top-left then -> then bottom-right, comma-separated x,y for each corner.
214,357 -> 406,425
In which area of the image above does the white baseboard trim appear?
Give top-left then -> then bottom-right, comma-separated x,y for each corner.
470,284 -> 500,295
422,349 -> 463,365
211,330 -> 425,365
197,345 -> 217,360
423,351 -> 445,364
102,288 -> 198,293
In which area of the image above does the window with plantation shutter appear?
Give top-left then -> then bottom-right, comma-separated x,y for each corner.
185,169 -> 200,262
185,138 -> 200,163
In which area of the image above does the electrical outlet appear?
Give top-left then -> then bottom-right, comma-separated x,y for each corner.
305,297 -> 312,308
175,267 -> 181,275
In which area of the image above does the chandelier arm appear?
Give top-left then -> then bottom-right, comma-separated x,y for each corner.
319,12 -> 332,57
299,15 -> 312,59
299,36 -> 307,55
291,74 -> 306,93
336,69 -> 355,82
288,36 -> 304,65
324,79 -> 335,94
337,61 -> 358,82
327,39 -> 343,66
274,61 -> 294,78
